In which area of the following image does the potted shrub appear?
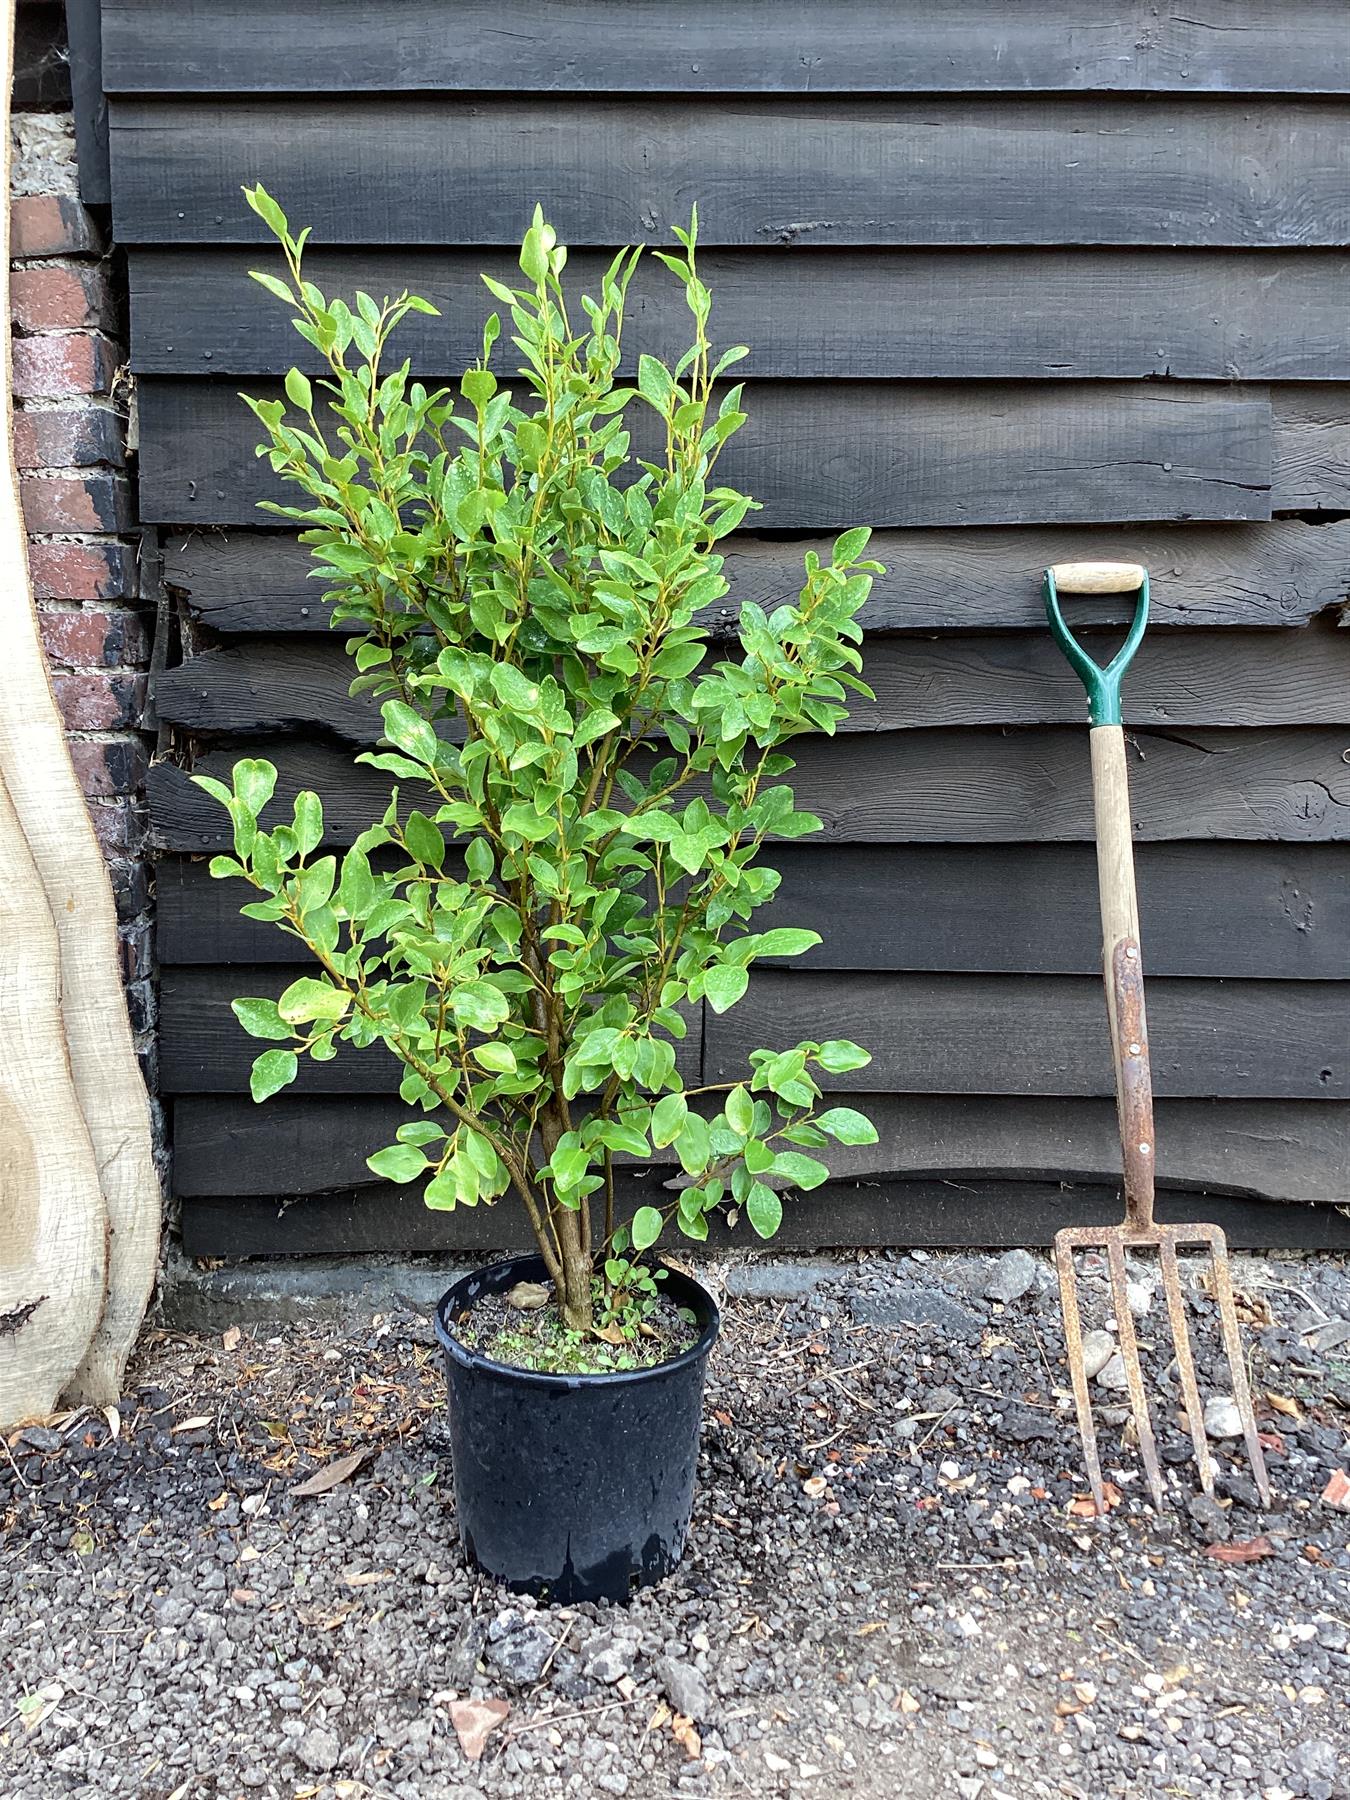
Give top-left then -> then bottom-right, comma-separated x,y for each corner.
196,188 -> 882,1601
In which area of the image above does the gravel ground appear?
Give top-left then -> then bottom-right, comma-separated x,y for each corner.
2,1247 -> 1348,1800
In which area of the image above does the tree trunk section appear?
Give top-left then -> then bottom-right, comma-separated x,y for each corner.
0,1 -> 161,1406
0,765 -> 108,1422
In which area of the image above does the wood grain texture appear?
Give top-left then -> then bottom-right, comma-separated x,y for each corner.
159,965 -> 701,1095
171,1091 -> 1350,1208
150,729 -> 1350,852
152,628 -> 1350,746
155,842 -> 1350,982
163,521 -> 1350,635
1271,385 -> 1350,512
176,1179 -> 1350,1259
101,1 -> 1350,96
704,971 -> 1348,1099
136,378 -> 1274,529
110,96 -> 1350,249
129,245 -> 1350,384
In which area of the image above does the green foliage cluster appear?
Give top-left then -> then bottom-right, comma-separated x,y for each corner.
198,188 -> 881,1335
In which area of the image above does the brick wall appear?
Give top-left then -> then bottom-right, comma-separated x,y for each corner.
11,10 -> 157,1092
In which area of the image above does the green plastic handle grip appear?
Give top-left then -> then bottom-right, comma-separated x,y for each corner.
1043,565 -> 1150,727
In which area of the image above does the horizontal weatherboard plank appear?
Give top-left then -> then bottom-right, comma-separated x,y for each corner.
163,521 -> 1350,635
110,97 -> 1350,249
129,246 -> 1350,384
152,629 -> 1350,745
704,971 -> 1348,1099
161,965 -> 1345,1099
137,379 -> 1274,530
156,842 -> 1350,982
101,1 -> 1350,96
177,1180 -> 1350,1259
148,728 -> 1350,851
172,1091 -> 1350,1208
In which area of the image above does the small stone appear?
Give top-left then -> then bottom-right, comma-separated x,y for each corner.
853,1290 -> 985,1343
596,1772 -> 629,1796
18,1426 -> 63,1453
923,1386 -> 962,1415
1080,1330 -> 1115,1381
655,1656 -> 713,1722
1291,1740 -> 1339,1785
507,1281 -> 550,1312
1186,1492 -> 1231,1544
297,1727 -> 340,1774
1095,1352 -> 1131,1392
1204,1395 -> 1244,1441
983,1250 -> 1037,1305
487,1621 -> 555,1686
1126,1280 -> 1154,1318
581,1634 -> 630,1685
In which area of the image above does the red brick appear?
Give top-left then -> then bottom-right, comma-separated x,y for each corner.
87,798 -> 144,857
28,540 -> 136,601
11,264 -> 112,334
13,404 -> 125,470
40,606 -> 150,670
11,332 -> 120,400
67,736 -> 149,799
11,195 -> 104,259
52,670 -> 147,731
22,470 -> 134,533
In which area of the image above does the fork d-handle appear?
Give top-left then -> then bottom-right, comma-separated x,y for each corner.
1044,563 -> 1157,1232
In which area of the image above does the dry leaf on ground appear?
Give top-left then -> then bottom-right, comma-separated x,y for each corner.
1203,1536 -> 1277,1564
292,1449 -> 372,1498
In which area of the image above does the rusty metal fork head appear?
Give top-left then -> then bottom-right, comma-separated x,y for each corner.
1055,1220 -> 1272,1516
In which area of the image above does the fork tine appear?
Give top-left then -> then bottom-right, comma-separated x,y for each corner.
1158,1235 -> 1215,1495
1055,1234 -> 1106,1516
1201,1232 -> 1273,1509
1105,1237 -> 1164,1510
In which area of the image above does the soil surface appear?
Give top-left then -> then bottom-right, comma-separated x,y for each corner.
2,1247 -> 1348,1800
455,1283 -> 699,1375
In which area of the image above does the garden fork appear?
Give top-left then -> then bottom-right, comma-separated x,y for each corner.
1044,561 -> 1271,1515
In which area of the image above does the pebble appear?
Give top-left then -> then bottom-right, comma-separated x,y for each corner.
1080,1330 -> 1116,1381
654,1655 -> 713,1721
1204,1395 -> 1245,1441
984,1250 -> 1038,1305
297,1726 -> 340,1773
1095,1352 -> 1131,1392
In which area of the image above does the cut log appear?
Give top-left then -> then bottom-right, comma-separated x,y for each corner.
0,4 -> 160,1408
0,764 -> 106,1422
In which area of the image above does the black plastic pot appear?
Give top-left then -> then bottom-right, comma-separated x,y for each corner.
434,1254 -> 720,1604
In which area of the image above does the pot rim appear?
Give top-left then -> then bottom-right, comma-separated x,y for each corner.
434,1252 -> 721,1392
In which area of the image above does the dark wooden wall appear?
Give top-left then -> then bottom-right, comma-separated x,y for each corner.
101,1 -> 1350,1255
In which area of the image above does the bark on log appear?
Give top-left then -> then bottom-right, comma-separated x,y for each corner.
0,765 -> 107,1421
0,1 -> 160,1413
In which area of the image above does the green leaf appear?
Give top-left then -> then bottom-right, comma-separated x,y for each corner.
630,1205 -> 663,1252
703,964 -> 749,1014
449,980 -> 510,1031
231,997 -> 292,1042
674,1111 -> 711,1175
833,525 -> 872,567
816,1039 -> 872,1074
291,792 -> 323,856
746,1184 -> 783,1239
284,368 -> 314,411
277,976 -> 350,1024
366,1144 -> 430,1184
769,1151 -> 830,1190
381,699 -> 439,766
249,1049 -> 297,1102
745,927 -> 821,961
725,1084 -> 754,1138
650,1092 -> 688,1148
816,1105 -> 878,1146
208,856 -> 245,879
473,1041 -> 517,1074
465,836 -> 495,883
337,846 -> 376,919
233,758 -> 278,816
